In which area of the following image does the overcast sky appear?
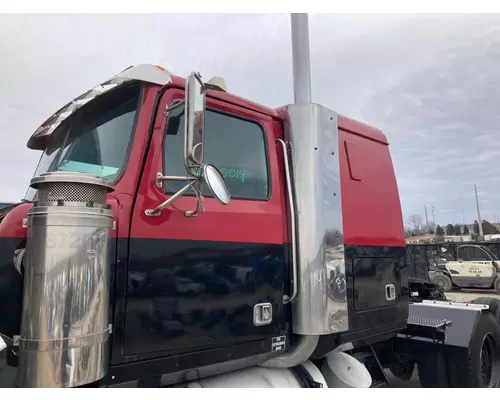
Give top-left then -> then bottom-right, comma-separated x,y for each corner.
1,13 -> 499,226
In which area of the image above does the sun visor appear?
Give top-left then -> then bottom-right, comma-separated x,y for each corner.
27,64 -> 173,150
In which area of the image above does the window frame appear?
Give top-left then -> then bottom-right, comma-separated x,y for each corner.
161,104 -> 272,202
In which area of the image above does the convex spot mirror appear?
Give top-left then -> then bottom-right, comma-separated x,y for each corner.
203,164 -> 230,205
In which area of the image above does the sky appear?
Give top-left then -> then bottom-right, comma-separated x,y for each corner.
1,13 -> 499,226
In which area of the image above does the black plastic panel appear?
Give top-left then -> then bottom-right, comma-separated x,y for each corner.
344,245 -> 409,332
353,257 -> 399,311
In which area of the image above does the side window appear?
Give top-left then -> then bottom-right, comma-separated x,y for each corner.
470,247 -> 488,261
457,246 -> 470,261
163,106 -> 270,200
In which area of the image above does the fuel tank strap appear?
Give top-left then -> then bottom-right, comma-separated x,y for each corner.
19,327 -> 111,352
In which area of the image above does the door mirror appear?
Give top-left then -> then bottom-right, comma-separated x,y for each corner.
146,71 -> 231,218
203,164 -> 230,205
184,72 -> 206,167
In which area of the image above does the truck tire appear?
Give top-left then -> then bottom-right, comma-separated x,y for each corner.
494,277 -> 500,295
471,297 -> 500,325
389,352 -> 415,381
431,273 -> 452,292
446,313 -> 500,388
417,349 -> 450,387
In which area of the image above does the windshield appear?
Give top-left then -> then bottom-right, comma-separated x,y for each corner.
24,84 -> 141,201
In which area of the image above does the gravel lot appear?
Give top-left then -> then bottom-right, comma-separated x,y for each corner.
445,289 -> 500,302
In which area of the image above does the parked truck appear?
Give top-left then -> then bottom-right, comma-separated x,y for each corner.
1,14 -> 500,389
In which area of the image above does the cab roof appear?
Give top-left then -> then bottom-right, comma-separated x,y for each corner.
27,63 -> 388,150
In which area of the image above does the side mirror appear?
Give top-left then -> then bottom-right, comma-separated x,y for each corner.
145,71 -> 231,217
184,72 -> 206,168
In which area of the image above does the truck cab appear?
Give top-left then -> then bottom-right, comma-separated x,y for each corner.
0,64 -> 409,387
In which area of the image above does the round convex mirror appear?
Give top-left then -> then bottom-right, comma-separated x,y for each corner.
203,164 -> 231,205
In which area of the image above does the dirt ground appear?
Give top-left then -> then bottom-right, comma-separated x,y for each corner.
444,289 -> 500,302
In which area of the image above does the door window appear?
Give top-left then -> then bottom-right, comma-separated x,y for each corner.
457,246 -> 471,261
470,247 -> 489,261
163,106 -> 270,200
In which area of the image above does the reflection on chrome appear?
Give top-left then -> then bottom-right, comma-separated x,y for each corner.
17,172 -> 113,388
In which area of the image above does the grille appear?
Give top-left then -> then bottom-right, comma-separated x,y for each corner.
36,182 -> 108,205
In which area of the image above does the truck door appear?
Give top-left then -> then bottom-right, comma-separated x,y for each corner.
122,88 -> 288,358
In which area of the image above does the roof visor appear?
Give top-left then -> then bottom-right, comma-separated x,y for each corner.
27,64 -> 172,150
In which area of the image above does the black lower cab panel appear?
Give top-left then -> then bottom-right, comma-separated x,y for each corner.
107,336 -> 289,386
344,245 -> 410,331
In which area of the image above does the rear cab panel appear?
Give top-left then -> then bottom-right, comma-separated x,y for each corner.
338,115 -> 409,332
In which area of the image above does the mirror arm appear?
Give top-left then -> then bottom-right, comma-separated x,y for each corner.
145,181 -> 196,217
184,143 -> 203,175
185,186 -> 205,217
163,99 -> 185,117
156,173 -> 197,189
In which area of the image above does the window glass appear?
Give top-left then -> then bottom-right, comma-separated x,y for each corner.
470,247 -> 489,261
163,107 -> 269,200
457,246 -> 470,261
24,84 -> 141,201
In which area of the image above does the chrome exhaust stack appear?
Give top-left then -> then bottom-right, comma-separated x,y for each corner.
17,171 -> 114,388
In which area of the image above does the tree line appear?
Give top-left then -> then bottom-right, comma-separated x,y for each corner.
405,214 -> 500,237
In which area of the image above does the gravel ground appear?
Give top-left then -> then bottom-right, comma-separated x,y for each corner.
445,289 -> 500,302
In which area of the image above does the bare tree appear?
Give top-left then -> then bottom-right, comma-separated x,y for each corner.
408,214 -> 424,234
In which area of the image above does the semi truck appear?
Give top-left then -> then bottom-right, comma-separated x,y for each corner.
1,14 -> 500,389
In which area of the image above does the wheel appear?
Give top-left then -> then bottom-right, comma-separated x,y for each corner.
446,313 -> 500,387
471,297 -> 500,324
417,349 -> 451,387
494,277 -> 500,294
389,352 -> 415,381
431,273 -> 452,292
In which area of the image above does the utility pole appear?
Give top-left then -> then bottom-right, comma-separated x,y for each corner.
460,196 -> 465,226
474,184 -> 483,239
